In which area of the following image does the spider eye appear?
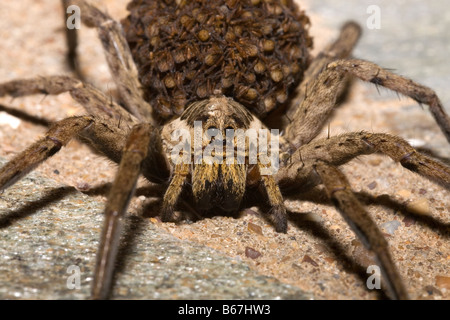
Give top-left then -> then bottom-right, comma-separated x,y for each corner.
206,126 -> 219,134
206,126 -> 219,140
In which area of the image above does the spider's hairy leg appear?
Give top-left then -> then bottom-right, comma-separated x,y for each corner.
62,0 -> 155,123
284,58 -> 355,150
275,132 -> 450,299
328,59 -> 450,143
0,75 -> 170,182
0,75 -> 139,128
0,116 -> 93,191
286,21 -> 362,120
284,58 -> 450,149
314,162 -> 409,300
279,132 -> 450,190
92,124 -> 152,300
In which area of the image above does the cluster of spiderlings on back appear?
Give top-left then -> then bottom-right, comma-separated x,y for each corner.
122,0 -> 313,120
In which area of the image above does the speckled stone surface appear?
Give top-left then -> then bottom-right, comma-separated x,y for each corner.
0,0 -> 449,300
0,158 -> 311,300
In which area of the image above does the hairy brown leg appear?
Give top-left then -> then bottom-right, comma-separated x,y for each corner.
258,163 -> 288,233
329,59 -> 450,143
64,0 -> 155,123
0,76 -> 170,184
285,21 -> 362,120
275,132 -> 450,299
277,132 -> 450,190
0,76 -> 138,128
92,124 -> 151,300
275,131 -> 450,299
314,162 -> 409,300
0,116 -> 93,191
284,58 -> 450,149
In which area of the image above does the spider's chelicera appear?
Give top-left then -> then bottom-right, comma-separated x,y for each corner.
0,0 -> 450,300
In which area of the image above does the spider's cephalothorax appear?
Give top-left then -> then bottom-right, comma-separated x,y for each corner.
122,0 -> 313,119
160,96 -> 287,232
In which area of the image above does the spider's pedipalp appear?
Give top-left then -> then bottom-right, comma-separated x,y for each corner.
275,131 -> 450,299
160,163 -> 190,223
1,0 -> 448,301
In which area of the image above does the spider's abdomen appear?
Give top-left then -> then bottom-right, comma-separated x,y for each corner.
122,0 -> 313,120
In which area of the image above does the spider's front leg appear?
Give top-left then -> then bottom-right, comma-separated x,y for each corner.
0,114 -> 169,299
92,123 -> 152,300
0,75 -> 138,129
285,21 -> 362,121
285,58 -> 450,149
161,161 -> 288,233
0,116 -> 94,191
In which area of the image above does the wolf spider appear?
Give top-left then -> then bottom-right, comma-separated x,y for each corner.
0,0 -> 449,300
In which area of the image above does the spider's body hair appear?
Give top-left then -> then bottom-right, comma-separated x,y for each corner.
123,0 -> 313,119
161,96 -> 285,217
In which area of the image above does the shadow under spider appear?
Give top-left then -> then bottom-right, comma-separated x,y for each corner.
2,172 -> 444,299
285,186 -> 449,238
286,210 -> 389,300
0,103 -> 51,127
356,191 -> 450,238
113,186 -> 389,299
0,186 -> 77,229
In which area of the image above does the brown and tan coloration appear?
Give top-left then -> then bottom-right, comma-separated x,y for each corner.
0,0 -> 449,300
160,96 -> 287,232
